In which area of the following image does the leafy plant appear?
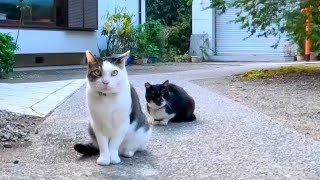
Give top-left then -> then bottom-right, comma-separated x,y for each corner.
131,24 -> 148,58
15,0 -> 30,51
199,34 -> 214,60
132,20 -> 168,60
147,0 -> 191,26
0,33 -> 15,78
101,8 -> 134,55
175,53 -> 191,62
168,14 -> 191,55
146,45 -> 160,56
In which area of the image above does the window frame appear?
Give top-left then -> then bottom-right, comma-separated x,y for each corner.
0,0 -> 97,31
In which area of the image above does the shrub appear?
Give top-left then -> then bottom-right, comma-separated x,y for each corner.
0,33 -> 15,78
101,8 -> 135,55
132,20 -> 169,61
167,14 -> 191,55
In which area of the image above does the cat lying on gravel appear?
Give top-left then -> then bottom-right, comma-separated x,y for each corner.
145,80 -> 196,126
74,50 -> 151,166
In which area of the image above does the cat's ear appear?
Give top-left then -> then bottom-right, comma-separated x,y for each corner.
115,50 -> 130,69
162,80 -> 169,88
86,50 -> 96,64
145,82 -> 152,89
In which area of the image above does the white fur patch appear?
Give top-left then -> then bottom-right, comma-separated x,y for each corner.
120,121 -> 152,157
148,101 -> 175,126
87,61 -> 127,94
86,61 -> 151,165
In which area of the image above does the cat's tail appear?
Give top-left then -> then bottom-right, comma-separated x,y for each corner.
74,143 -> 99,156
185,113 -> 196,122
171,113 -> 196,123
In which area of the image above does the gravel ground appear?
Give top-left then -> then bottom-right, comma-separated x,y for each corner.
194,72 -> 320,141
2,67 -> 320,179
0,111 -> 44,149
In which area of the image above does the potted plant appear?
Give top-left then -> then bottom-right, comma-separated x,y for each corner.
296,45 -> 305,61
101,8 -> 134,57
190,51 -> 203,63
199,35 -> 213,61
146,45 -> 159,64
283,44 -> 295,62
175,53 -> 191,63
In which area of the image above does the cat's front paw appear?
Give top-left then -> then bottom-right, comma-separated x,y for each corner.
150,120 -> 160,126
97,156 -> 110,166
159,120 -> 169,126
110,155 -> 121,164
121,150 -> 135,158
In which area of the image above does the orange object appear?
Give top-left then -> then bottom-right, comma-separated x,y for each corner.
301,7 -> 312,61
305,39 -> 311,55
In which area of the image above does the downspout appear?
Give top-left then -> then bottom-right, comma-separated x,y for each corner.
138,0 -> 142,24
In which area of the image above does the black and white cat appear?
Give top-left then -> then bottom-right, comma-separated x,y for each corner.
145,80 -> 196,126
74,50 -> 151,166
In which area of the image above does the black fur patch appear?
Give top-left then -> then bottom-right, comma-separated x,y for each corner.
145,80 -> 196,123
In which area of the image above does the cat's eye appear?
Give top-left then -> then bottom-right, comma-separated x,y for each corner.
111,70 -> 118,76
93,69 -> 101,76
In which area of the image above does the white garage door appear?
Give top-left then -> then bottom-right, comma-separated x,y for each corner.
215,8 -> 287,56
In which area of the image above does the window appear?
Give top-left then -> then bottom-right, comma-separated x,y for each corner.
0,0 -> 97,30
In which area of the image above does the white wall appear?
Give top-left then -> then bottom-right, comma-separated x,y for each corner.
97,0 -> 145,52
191,0 -> 214,55
192,0 -> 213,36
0,29 -> 98,55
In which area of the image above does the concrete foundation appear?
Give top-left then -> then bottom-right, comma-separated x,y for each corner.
14,53 -> 87,67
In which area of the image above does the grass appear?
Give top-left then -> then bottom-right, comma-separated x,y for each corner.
240,64 -> 320,80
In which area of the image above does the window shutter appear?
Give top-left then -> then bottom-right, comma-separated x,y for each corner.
83,0 -> 98,29
68,0 -> 84,28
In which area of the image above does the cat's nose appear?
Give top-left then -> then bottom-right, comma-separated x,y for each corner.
102,81 -> 109,85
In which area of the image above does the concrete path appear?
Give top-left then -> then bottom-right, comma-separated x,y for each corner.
0,79 -> 85,117
1,64 -> 320,179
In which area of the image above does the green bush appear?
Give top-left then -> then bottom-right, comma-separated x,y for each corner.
101,8 -> 135,55
0,33 -> 15,77
168,14 -> 191,55
132,20 -> 169,61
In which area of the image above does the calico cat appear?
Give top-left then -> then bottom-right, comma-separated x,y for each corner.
145,80 -> 196,126
74,50 -> 151,166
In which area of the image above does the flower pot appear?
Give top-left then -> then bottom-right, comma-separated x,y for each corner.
310,52 -> 318,61
191,56 -> 203,63
142,58 -> 148,64
185,57 -> 192,63
147,56 -> 157,64
284,56 -> 295,62
131,58 -> 143,65
296,55 -> 305,62
174,56 -> 181,63
0,13 -> 6,20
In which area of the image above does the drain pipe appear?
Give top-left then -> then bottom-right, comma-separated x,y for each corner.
138,0 -> 142,24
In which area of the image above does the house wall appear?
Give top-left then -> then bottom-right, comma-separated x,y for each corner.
97,0 -> 145,52
0,29 -> 98,54
191,0 -> 289,62
190,0 -> 214,56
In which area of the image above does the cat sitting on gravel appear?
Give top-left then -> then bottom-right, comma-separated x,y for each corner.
74,50 -> 151,166
145,80 -> 196,126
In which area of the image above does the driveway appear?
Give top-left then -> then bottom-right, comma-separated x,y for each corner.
1,63 -> 320,179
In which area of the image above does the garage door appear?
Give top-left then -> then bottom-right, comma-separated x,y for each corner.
215,8 -> 287,56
